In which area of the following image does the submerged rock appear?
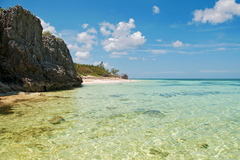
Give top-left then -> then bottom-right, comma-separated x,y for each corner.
149,148 -> 170,157
134,109 -> 165,117
199,143 -> 209,149
0,5 -> 82,93
108,109 -> 165,120
49,116 -> 65,124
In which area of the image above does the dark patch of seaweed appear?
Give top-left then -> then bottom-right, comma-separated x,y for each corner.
0,105 -> 14,115
158,91 -> 221,98
108,109 -> 165,119
109,94 -> 125,98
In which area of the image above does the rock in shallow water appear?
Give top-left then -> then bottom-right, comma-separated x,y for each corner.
199,143 -> 209,149
134,109 -> 165,117
49,116 -> 65,124
149,148 -> 170,157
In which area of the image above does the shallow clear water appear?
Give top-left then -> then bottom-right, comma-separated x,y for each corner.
0,79 -> 240,159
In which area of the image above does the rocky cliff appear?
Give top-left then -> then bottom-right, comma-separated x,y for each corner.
0,5 -> 82,93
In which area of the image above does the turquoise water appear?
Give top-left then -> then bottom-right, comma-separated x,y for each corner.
0,79 -> 240,159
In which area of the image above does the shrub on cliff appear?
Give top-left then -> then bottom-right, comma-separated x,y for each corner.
0,7 -> 5,12
42,31 -> 63,42
42,31 -> 52,37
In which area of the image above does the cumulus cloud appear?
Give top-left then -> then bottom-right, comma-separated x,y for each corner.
77,32 -> 96,44
102,31 -> 146,52
68,25 -> 97,61
68,43 -> 93,60
87,27 -> 97,34
100,19 -> 146,57
192,0 -> 240,24
172,40 -> 184,48
39,18 -> 57,35
152,6 -> 160,14
99,22 -> 115,36
75,51 -> 90,59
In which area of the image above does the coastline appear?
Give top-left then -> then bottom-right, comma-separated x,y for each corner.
0,77 -> 135,107
0,92 -> 46,108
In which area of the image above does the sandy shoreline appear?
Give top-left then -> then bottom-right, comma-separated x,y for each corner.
0,77 -> 135,107
82,76 -> 135,84
0,92 -> 46,108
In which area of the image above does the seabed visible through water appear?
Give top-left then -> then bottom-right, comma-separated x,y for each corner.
0,79 -> 240,159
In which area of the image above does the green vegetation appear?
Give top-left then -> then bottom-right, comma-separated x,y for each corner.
74,62 -> 128,78
0,7 -> 5,12
56,37 -> 63,41
42,31 -> 63,41
74,62 -> 113,77
121,73 -> 128,79
42,31 -> 52,37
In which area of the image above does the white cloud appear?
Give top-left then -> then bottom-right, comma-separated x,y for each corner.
69,24 -> 97,61
172,40 -> 184,48
217,47 -> 226,51
75,51 -> 90,59
129,57 -> 138,60
82,23 -> 89,29
192,0 -> 240,24
69,27 -> 97,61
100,19 -> 146,56
110,51 -> 128,58
102,31 -> 146,52
112,51 -> 128,55
77,32 -> 96,44
156,39 -> 162,42
87,27 -> 97,34
99,22 -> 115,36
114,18 -> 135,37
68,43 -> 81,51
152,6 -> 160,14
93,61 -> 112,69
150,49 -> 167,54
39,18 -> 57,35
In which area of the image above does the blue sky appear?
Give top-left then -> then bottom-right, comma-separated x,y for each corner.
1,0 -> 240,78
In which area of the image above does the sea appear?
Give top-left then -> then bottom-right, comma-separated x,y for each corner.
0,79 -> 239,159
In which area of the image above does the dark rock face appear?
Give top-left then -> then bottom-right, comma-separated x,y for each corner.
0,5 -> 82,93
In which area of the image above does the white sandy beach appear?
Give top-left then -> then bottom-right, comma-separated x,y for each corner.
82,76 -> 134,84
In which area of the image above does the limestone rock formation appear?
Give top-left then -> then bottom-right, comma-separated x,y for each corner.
0,5 -> 82,93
